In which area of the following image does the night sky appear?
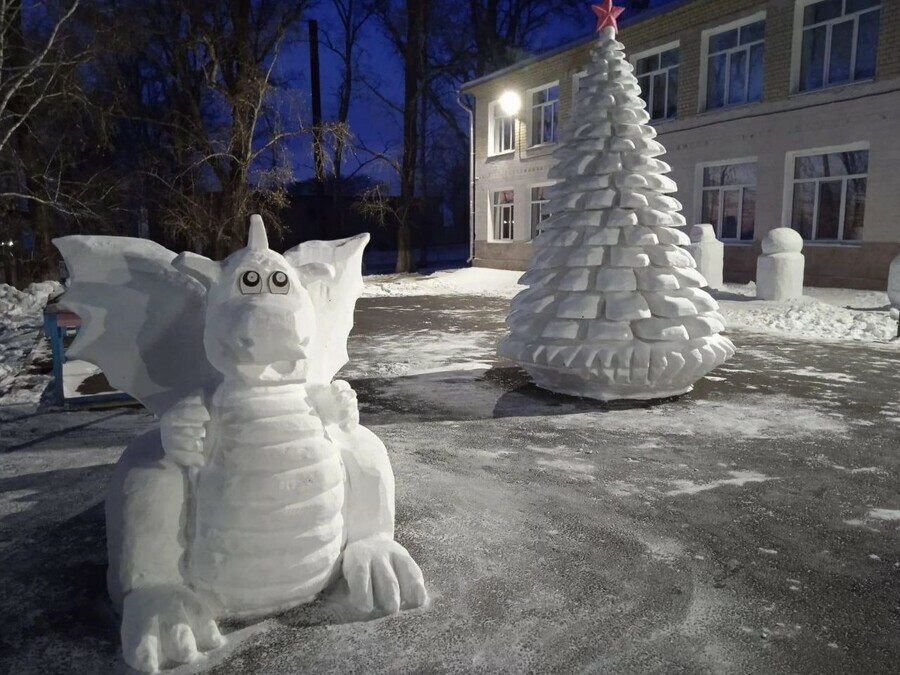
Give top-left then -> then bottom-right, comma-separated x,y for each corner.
286,0 -> 684,186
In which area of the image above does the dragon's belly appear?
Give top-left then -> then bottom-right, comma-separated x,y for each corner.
188,383 -> 346,616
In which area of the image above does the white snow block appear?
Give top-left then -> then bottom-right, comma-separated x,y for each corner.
643,292 -> 699,317
604,209 -> 639,227
652,227 -> 691,246
610,247 -> 650,267
646,244 -> 696,268
633,318 -> 691,341
567,247 -> 606,266
585,229 -> 621,246
684,224 -> 723,289
558,269 -> 592,291
635,268 -> 680,291
623,228 -> 659,246
595,267 -> 637,291
542,320 -> 582,340
605,292 -> 651,320
557,294 -> 604,319
587,320 -> 633,341
887,254 -> 900,307
756,228 -> 804,301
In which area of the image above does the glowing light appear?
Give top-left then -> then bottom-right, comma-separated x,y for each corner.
498,90 -> 522,117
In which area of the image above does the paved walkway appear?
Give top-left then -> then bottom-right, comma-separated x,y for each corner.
1,295 -> 899,674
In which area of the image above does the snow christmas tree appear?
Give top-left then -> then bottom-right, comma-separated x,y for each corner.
498,1 -> 735,401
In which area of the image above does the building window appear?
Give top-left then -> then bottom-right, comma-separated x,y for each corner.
704,17 -> 765,110
798,0 -> 880,92
790,148 -> 868,241
529,83 -> 559,147
492,190 -> 515,241
700,162 -> 757,240
488,102 -> 515,155
634,44 -> 679,121
530,186 -> 551,239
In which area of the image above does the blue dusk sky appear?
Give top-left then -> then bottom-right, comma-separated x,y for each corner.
282,0 -> 685,185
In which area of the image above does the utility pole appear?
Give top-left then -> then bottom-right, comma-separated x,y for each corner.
308,19 -> 327,238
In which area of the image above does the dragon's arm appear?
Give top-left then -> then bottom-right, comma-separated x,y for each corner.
332,425 -> 395,541
159,391 -> 211,467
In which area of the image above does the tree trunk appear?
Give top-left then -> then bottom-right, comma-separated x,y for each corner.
396,0 -> 426,273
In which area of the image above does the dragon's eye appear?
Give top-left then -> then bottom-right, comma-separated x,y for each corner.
269,271 -> 290,294
239,270 -> 262,294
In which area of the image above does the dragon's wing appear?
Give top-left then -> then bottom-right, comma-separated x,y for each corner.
54,236 -> 219,416
284,233 -> 369,384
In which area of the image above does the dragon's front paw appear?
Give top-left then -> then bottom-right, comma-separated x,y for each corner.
121,585 -> 224,673
342,536 -> 427,615
329,379 -> 359,432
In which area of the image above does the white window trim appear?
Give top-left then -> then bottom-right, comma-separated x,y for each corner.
526,80 -> 560,150
630,40 -> 680,122
572,70 -> 588,108
781,141 -> 869,242
529,181 -> 555,241
489,187 -> 516,242
789,0 -> 881,95
693,156 -> 758,241
487,101 -> 516,157
698,11 -> 766,113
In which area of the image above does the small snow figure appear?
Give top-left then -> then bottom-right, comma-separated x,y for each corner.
498,6 -> 735,401
54,216 -> 427,672
756,228 -> 805,301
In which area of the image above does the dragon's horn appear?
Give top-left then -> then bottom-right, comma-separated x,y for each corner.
248,214 -> 268,250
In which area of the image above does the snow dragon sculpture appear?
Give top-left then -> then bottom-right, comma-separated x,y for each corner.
54,217 -> 427,672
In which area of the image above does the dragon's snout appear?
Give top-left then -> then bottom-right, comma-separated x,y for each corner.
213,298 -> 311,365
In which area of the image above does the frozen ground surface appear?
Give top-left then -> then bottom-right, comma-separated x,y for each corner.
1,275 -> 899,674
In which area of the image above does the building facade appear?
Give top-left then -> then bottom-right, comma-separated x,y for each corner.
460,0 -> 900,289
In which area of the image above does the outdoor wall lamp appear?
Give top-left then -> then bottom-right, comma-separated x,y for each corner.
498,90 -> 522,117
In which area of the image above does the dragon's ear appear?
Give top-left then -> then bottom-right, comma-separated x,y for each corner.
172,252 -> 222,289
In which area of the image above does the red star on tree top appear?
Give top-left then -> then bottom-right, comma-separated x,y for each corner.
592,0 -> 625,34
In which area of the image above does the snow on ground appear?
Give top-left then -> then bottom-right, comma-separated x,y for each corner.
0,282 -> 61,397
363,268 -> 899,344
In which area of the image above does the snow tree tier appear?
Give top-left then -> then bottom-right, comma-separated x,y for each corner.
498,26 -> 735,401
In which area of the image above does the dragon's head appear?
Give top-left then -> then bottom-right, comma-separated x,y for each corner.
172,215 -> 334,383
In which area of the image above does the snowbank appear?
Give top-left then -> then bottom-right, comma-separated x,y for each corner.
0,282 -> 61,393
363,267 -> 523,299
713,283 -> 897,343
363,268 -> 898,344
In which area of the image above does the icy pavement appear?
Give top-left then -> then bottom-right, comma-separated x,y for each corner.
2,293 -> 900,674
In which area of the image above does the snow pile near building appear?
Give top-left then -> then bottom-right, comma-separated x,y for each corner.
363,268 -> 897,344
0,281 -> 61,392
364,267 -> 524,299
714,283 -> 897,343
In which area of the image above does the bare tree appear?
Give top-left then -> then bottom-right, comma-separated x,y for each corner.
96,0 -> 311,256
321,0 -> 375,189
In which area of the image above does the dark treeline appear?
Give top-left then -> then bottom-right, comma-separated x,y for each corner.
1,0 -> 637,280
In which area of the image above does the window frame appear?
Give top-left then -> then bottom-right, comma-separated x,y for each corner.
782,142 -> 870,242
789,0 -> 881,94
526,81 -> 560,149
630,40 -> 680,122
529,182 -> 554,241
698,11 -> 767,113
694,157 -> 758,242
490,188 -> 516,242
487,100 -> 516,157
